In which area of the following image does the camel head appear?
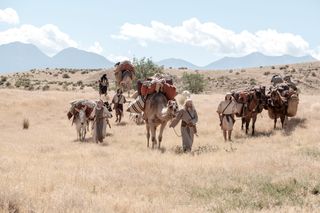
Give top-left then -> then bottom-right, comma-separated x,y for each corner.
167,100 -> 179,117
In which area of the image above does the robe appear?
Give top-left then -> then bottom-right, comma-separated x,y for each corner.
217,100 -> 237,131
170,108 -> 198,151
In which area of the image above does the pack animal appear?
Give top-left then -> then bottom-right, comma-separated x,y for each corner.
233,86 -> 266,135
144,93 -> 178,149
266,88 -> 287,129
73,106 -> 88,141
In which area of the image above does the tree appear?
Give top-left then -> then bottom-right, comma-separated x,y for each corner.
133,57 -> 163,82
181,72 -> 206,94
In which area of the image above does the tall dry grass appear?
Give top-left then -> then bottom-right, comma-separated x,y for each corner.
0,89 -> 319,212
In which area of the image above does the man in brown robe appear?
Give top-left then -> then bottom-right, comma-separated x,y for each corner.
93,100 -> 105,143
169,99 -> 198,152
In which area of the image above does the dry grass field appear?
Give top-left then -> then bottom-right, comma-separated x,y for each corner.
1,62 -> 320,212
1,73 -> 320,212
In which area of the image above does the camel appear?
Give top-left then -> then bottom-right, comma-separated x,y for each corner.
114,61 -> 135,97
144,92 -> 178,149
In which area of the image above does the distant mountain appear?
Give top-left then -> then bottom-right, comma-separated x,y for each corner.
0,42 -> 51,72
51,47 -> 113,69
157,58 -> 199,69
0,42 -> 113,73
204,52 -> 317,70
0,42 -> 318,73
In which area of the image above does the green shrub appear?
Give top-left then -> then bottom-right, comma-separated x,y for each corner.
62,73 -> 70,78
133,57 -> 163,82
42,85 -> 50,91
15,77 -> 31,89
181,72 -> 206,94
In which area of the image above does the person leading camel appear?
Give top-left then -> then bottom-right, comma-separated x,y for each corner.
169,99 -> 198,152
217,93 -> 237,141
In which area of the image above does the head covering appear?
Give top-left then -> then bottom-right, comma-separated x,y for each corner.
117,88 -> 122,94
225,92 -> 232,101
97,99 -> 104,108
184,98 -> 194,110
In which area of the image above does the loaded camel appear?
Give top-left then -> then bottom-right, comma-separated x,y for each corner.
144,92 -> 178,149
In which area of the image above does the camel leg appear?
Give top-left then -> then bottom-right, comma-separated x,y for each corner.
274,117 -> 277,129
252,114 -> 257,136
245,118 -> 250,135
158,122 -> 167,149
280,115 -> 286,129
150,124 -> 157,149
146,122 -> 150,147
241,117 -> 245,130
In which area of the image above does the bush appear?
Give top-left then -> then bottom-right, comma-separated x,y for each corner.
42,84 -> 50,91
1,76 -> 7,83
181,72 -> 206,94
62,73 -> 70,78
15,77 -> 31,89
133,57 -> 164,82
23,118 -> 29,129
76,80 -> 83,86
264,71 -> 270,75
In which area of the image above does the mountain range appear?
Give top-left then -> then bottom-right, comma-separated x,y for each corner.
0,42 -> 114,73
0,42 -> 317,73
158,52 -> 317,70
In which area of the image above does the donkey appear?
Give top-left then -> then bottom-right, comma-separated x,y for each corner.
144,93 -> 178,149
233,86 -> 266,135
266,88 -> 287,129
74,106 -> 88,141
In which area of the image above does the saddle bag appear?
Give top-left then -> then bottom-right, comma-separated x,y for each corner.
127,96 -> 145,113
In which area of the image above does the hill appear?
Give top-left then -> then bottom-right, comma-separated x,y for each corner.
204,52 -> 317,70
157,58 -> 199,69
0,42 -> 113,73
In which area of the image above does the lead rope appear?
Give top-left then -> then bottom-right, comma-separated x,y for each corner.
172,127 -> 182,137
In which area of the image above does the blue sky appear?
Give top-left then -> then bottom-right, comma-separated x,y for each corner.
0,0 -> 319,66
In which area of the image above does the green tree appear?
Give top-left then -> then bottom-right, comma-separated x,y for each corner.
133,57 -> 164,82
181,72 -> 206,94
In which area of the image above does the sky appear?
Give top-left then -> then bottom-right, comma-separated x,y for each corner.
0,0 -> 319,66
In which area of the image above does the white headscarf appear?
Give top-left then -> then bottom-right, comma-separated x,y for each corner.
184,98 -> 195,110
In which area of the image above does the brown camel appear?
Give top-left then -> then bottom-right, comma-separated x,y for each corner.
144,92 -> 178,149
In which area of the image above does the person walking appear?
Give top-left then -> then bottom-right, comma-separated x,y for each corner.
169,99 -> 198,152
217,93 -> 237,141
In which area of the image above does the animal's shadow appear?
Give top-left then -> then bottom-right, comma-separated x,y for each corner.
115,121 -> 128,126
234,129 -> 274,139
283,117 -> 307,135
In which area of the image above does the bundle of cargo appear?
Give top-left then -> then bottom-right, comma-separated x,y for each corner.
286,93 -> 299,117
126,75 -> 177,114
127,95 -> 145,113
67,99 -> 96,120
114,61 -> 135,83
140,77 -> 177,100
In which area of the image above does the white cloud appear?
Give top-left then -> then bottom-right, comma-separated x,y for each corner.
0,8 -> 19,24
0,24 -> 78,55
112,18 -> 311,57
310,46 -> 320,60
88,41 -> 103,54
107,54 -> 130,63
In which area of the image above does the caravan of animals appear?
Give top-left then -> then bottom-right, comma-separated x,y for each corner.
1,60 -> 320,212
66,61 -> 299,150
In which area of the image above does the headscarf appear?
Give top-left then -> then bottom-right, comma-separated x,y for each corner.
225,92 -> 232,101
184,98 -> 195,110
